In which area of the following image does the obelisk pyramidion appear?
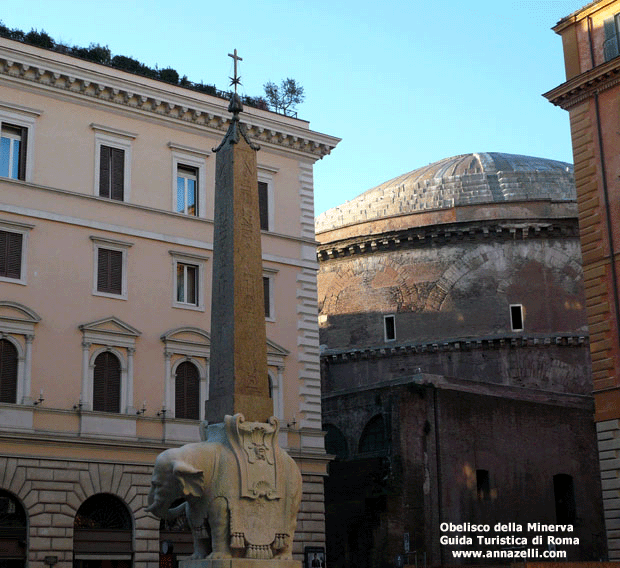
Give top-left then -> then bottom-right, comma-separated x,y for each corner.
205,51 -> 272,424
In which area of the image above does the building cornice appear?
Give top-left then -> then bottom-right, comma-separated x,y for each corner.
317,217 -> 579,262
321,333 -> 588,363
0,39 -> 340,160
544,56 -> 620,109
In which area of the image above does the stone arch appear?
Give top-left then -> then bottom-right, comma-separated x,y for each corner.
73,493 -> 133,568
0,489 -> 27,567
324,424 -> 348,459
359,415 -> 387,455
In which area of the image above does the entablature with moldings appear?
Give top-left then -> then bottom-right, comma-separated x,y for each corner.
0,39 -> 340,160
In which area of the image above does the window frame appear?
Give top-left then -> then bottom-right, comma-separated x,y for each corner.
257,164 -> 278,232
169,145 -> 208,218
0,220 -> 33,286
0,104 -> 38,183
91,124 -> 135,202
263,267 -> 278,322
510,304 -> 524,332
170,251 -> 207,311
384,314 -> 396,342
91,237 -> 132,300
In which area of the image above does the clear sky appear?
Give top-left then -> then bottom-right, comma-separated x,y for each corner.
2,0 -> 586,215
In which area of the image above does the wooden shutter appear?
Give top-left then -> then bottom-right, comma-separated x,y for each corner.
99,145 -> 111,198
0,230 -> 22,279
604,17 -> 620,61
110,147 -> 124,201
0,339 -> 18,404
175,361 -> 200,420
258,181 -> 269,231
93,352 -> 121,412
97,248 -> 123,294
263,276 -> 270,318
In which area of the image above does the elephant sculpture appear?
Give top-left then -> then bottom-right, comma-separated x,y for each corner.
145,414 -> 302,560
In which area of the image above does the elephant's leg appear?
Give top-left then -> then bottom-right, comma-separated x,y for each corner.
207,496 -> 232,559
186,502 -> 211,559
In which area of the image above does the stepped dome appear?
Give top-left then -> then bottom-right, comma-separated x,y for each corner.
316,152 -> 574,233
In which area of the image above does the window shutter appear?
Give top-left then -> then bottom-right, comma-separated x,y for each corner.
263,277 -> 270,318
110,148 -> 124,201
93,352 -> 121,412
175,361 -> 200,420
99,146 -> 111,198
97,248 -> 123,294
0,230 -> 22,279
604,17 -> 619,61
258,181 -> 269,231
17,126 -> 27,181
0,339 -> 18,404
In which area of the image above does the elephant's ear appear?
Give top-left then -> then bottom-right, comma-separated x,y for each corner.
173,461 -> 204,497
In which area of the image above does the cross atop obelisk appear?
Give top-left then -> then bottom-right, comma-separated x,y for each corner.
205,51 -> 272,424
228,48 -> 242,93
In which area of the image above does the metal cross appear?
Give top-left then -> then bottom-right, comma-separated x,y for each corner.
228,49 -> 242,92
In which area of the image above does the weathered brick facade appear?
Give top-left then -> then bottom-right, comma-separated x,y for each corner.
317,152 -> 605,567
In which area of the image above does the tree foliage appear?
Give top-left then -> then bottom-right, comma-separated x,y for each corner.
263,78 -> 305,116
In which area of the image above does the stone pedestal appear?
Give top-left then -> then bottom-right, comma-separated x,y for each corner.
180,559 -> 301,568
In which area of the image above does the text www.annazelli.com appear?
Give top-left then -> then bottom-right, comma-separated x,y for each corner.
451,549 -> 567,559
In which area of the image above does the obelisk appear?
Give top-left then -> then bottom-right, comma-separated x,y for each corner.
205,50 -> 272,424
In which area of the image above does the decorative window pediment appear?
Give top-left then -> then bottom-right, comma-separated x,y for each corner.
79,316 -> 141,347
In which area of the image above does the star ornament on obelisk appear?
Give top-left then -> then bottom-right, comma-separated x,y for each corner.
206,49 -> 273,424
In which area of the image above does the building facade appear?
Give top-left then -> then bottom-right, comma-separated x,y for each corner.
316,153 -> 605,567
545,0 -> 620,557
0,37 -> 338,568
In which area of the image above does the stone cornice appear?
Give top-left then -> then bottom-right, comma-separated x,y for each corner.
317,218 -> 579,262
321,333 -> 589,364
544,56 -> 620,109
0,39 -> 340,160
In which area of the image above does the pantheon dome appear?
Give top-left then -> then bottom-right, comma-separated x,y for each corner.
316,153 -> 603,568
316,152 -> 575,233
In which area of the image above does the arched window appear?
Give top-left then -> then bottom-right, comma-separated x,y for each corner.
359,415 -> 387,454
74,494 -> 133,568
93,352 -> 121,413
175,361 -> 200,420
0,490 -> 27,567
324,424 -> 348,459
0,338 -> 18,404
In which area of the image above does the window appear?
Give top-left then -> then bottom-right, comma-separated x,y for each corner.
93,351 -> 121,413
177,262 -> 199,305
92,237 -> 132,300
175,361 -> 200,420
169,144 -> 208,218
170,251 -> 207,310
0,338 -> 18,404
92,124 -> 135,202
604,14 -> 620,61
510,304 -> 523,331
476,469 -> 490,501
257,165 -> 277,231
0,230 -> 22,281
263,276 -> 271,318
99,145 -> 125,200
0,124 -> 26,180
0,104 -> 38,182
79,317 -> 140,414
177,165 -> 198,216
384,315 -> 396,341
259,181 -> 269,231
0,222 -> 32,285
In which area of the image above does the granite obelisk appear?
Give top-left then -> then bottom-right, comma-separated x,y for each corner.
205,53 -> 272,424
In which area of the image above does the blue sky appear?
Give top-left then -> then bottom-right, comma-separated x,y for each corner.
2,0 -> 586,215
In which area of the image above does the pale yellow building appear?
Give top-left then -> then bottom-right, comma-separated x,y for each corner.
0,37 -> 339,568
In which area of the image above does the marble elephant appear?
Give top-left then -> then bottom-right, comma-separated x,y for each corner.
145,421 -> 302,560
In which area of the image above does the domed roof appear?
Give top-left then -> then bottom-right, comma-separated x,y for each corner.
316,152 -> 575,233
